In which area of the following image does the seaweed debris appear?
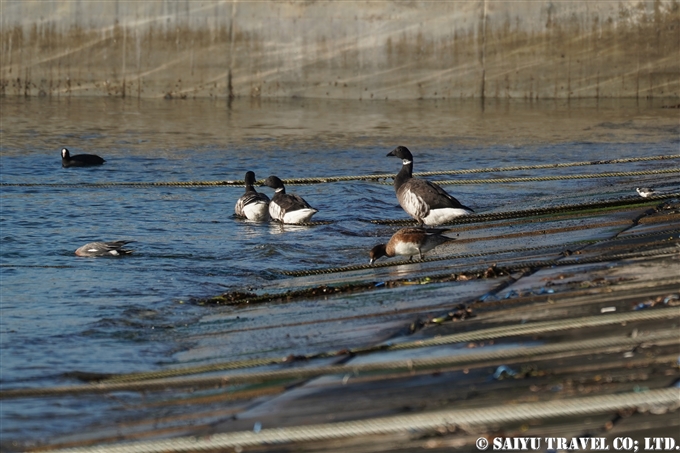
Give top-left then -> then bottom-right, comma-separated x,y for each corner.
194,265 -> 511,307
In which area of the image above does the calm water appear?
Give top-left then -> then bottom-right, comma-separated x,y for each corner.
1,96 -> 678,443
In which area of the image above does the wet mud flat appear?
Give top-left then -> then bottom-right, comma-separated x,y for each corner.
3,195 -> 679,452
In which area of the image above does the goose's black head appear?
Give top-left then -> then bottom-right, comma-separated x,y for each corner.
386,146 -> 413,161
263,175 -> 285,192
61,148 -> 71,159
244,171 -> 257,187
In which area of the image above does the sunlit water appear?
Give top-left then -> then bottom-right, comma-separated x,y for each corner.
1,96 -> 678,443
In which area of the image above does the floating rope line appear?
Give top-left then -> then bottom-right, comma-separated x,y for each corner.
92,326 -> 680,388
0,180 -> 238,188
423,168 -> 680,185
44,388 -> 680,453
413,153 -> 680,175
280,154 -> 680,184
217,245 -> 679,308
281,219 -> 665,277
278,228 -> 680,277
281,243 -> 568,276
2,154 -> 679,188
370,193 -> 678,226
2,309 -> 677,398
268,220 -> 334,227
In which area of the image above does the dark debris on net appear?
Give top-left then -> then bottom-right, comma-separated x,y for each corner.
192,264 -> 512,307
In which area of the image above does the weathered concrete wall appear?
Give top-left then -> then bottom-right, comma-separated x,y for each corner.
1,1 -> 678,99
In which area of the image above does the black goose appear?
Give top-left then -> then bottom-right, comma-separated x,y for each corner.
387,146 -> 473,225
234,171 -> 270,221
263,175 -> 318,224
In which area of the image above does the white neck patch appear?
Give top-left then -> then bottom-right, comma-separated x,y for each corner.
275,187 -> 284,193
402,159 -> 412,165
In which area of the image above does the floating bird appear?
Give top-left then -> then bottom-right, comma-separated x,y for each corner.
263,175 -> 318,224
386,146 -> 473,226
636,187 -> 655,198
75,241 -> 133,257
369,227 -> 455,264
234,171 -> 270,221
61,148 -> 106,167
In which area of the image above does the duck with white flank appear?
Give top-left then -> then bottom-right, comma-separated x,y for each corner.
75,241 -> 133,257
636,187 -> 655,198
61,148 -> 106,167
234,171 -> 270,221
369,227 -> 455,264
387,146 -> 473,225
263,175 -> 318,224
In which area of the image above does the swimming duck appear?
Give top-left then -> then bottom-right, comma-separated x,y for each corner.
75,241 -> 133,257
61,148 -> 106,167
234,171 -> 270,221
369,227 -> 455,264
387,146 -> 473,225
263,175 -> 318,224
636,187 -> 655,198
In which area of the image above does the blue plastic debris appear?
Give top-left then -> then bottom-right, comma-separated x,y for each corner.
375,282 -> 385,287
503,290 -> 519,299
254,421 -> 262,433
492,365 -> 518,380
634,302 -> 653,311
534,287 -> 555,295
480,293 -> 497,302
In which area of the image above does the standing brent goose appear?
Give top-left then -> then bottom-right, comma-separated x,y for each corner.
387,146 -> 473,225
369,227 -> 455,264
234,171 -> 270,221
263,175 -> 318,224
61,148 -> 105,167
75,241 -> 133,257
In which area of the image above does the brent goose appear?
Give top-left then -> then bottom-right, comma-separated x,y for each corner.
61,148 -> 105,167
75,241 -> 133,257
636,187 -> 655,198
387,146 -> 473,225
369,227 -> 455,264
263,175 -> 318,224
234,171 -> 270,221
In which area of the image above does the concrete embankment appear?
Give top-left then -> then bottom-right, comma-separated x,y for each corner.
1,1 -> 678,99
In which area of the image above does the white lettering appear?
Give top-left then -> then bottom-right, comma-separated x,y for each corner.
492,438 -> 542,450
592,438 -> 610,450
